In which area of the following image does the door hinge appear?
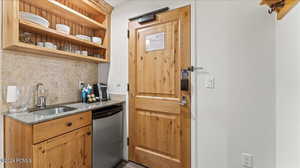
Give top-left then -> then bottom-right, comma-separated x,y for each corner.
127,30 -> 130,39
127,137 -> 130,146
127,83 -> 130,92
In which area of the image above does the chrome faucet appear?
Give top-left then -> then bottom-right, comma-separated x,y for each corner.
36,83 -> 47,109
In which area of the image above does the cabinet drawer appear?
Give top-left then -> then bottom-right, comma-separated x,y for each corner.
33,112 -> 92,144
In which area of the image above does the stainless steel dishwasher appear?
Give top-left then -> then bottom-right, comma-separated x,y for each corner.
92,104 -> 124,168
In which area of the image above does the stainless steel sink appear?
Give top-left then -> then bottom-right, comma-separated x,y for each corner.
32,106 -> 77,116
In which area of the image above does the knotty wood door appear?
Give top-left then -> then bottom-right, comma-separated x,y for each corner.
33,126 -> 92,168
128,6 -> 191,168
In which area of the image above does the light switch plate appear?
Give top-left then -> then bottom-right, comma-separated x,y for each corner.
241,153 -> 253,168
205,76 -> 215,89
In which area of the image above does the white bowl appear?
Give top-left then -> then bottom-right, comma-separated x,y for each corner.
56,24 -> 70,35
20,12 -> 49,28
91,37 -> 102,44
75,34 -> 91,41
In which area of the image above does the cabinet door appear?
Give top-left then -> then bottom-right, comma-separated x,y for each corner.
33,126 -> 92,168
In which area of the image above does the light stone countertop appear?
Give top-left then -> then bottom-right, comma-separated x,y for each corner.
5,99 -> 125,125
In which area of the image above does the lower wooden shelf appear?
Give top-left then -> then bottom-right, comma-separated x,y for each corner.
19,19 -> 106,49
5,42 -> 108,63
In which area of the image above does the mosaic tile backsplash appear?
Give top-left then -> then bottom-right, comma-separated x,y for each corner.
1,50 -> 98,112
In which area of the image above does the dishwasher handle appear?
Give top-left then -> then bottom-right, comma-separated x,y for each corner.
92,105 -> 123,119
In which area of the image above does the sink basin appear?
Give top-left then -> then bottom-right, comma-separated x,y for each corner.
33,106 -> 77,116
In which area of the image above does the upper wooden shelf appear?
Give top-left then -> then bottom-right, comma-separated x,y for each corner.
27,0 -> 106,29
277,0 -> 299,19
82,0 -> 113,15
19,19 -> 106,49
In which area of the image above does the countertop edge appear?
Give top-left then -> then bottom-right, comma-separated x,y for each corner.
5,100 -> 125,125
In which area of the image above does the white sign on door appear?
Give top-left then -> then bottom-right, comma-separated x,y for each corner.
145,32 -> 165,51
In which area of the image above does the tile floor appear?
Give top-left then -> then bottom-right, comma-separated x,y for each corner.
116,161 -> 146,168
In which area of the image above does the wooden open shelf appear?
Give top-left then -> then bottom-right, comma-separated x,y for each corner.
82,0 -> 113,16
261,0 -> 300,20
277,0 -> 299,19
10,42 -> 106,63
3,0 -> 112,64
27,0 -> 106,29
19,19 -> 106,49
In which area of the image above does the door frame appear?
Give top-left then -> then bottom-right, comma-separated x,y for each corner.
128,5 -> 191,168
190,1 -> 197,168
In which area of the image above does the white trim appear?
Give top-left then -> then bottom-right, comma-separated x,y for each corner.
190,0 -> 197,168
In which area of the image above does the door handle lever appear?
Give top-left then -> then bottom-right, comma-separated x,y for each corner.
187,66 -> 204,72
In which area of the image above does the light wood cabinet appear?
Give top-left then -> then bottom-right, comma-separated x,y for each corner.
4,112 -> 92,168
33,111 -> 91,143
2,0 -> 112,63
33,126 -> 91,168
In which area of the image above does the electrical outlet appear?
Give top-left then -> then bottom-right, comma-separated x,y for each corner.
241,153 -> 254,168
79,81 -> 85,89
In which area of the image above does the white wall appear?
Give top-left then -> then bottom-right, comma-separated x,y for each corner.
194,1 -> 276,168
0,0 -> 4,166
276,4 -> 300,168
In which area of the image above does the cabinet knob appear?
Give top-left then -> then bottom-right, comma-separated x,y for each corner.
66,122 -> 73,127
87,132 -> 91,136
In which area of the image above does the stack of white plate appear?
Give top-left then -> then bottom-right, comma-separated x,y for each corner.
44,42 -> 57,49
75,34 -> 91,41
56,24 -> 70,35
20,12 -> 49,28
